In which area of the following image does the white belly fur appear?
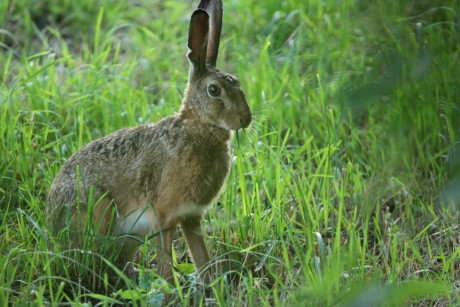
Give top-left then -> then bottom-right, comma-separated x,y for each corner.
115,206 -> 157,241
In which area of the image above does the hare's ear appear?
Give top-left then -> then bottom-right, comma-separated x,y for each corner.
187,9 -> 209,75
198,0 -> 222,68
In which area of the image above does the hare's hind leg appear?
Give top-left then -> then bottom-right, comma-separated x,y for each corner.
153,219 -> 176,283
114,205 -> 176,281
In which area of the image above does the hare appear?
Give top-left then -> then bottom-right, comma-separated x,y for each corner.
47,0 -> 251,283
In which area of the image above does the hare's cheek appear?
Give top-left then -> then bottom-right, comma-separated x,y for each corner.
215,100 -> 225,111
209,101 -> 225,117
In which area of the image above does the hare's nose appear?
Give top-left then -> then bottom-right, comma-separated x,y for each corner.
240,105 -> 252,128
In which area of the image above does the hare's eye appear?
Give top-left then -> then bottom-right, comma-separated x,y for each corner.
208,84 -> 221,97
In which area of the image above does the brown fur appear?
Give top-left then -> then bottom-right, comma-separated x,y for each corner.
47,0 -> 251,283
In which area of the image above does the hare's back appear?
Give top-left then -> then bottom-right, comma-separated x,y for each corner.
48,122 -> 168,205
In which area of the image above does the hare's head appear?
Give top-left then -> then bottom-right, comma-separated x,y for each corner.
182,0 -> 252,131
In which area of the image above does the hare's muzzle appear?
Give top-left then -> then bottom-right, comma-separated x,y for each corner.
240,103 -> 252,128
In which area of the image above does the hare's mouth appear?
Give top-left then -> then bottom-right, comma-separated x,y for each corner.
240,113 -> 252,129
236,108 -> 252,130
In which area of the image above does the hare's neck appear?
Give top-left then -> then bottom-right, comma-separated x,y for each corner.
178,108 -> 232,143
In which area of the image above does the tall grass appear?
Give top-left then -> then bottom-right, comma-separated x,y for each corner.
1,0 -> 459,305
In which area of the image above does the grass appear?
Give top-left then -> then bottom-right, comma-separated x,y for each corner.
1,0 -> 459,305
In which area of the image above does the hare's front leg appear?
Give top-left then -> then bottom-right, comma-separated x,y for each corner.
180,217 -> 212,283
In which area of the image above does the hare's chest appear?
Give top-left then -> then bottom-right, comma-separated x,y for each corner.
156,142 -> 230,212
187,145 -> 231,203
